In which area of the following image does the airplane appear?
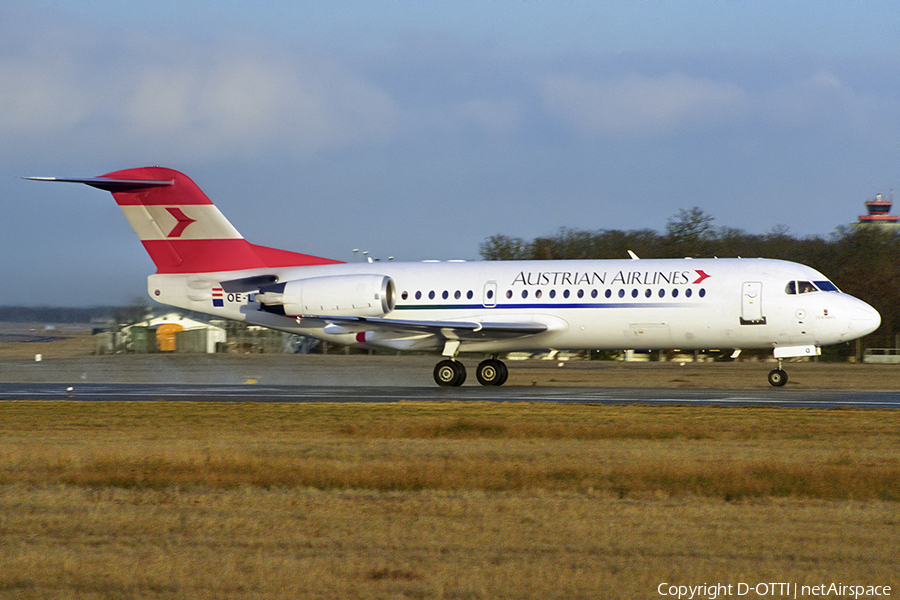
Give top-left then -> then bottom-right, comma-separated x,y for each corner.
27,166 -> 881,387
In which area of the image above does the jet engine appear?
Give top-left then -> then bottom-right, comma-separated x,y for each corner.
254,274 -> 395,317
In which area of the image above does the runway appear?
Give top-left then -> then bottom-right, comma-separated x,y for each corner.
2,382 -> 899,409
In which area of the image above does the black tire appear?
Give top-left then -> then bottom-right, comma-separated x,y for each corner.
476,359 -> 505,386
767,369 -> 788,387
434,359 -> 466,386
496,360 -> 509,386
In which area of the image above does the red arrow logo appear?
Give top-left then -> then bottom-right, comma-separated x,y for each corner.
165,207 -> 196,238
693,270 -> 711,284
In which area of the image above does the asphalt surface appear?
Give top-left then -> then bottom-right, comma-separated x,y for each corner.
2,382 -> 899,409
3,355 -> 899,408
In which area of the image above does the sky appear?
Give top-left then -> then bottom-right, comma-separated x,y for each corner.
2,0 -> 899,306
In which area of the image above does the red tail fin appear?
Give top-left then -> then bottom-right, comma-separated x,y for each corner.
38,167 -> 342,274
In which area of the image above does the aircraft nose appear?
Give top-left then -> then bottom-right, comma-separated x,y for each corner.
849,301 -> 881,337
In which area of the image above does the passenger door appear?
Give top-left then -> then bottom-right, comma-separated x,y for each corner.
740,281 -> 766,325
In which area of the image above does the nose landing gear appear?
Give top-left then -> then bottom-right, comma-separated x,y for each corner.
767,358 -> 788,387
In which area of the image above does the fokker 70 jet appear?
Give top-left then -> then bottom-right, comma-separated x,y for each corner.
27,167 -> 881,387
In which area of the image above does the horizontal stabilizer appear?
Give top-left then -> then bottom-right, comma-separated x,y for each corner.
23,176 -> 174,193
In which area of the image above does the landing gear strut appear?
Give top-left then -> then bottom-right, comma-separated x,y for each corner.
767,358 -> 788,387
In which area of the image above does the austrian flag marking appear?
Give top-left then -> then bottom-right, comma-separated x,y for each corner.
212,287 -> 224,307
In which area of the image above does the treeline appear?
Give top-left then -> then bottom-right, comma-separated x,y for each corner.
480,208 -> 899,348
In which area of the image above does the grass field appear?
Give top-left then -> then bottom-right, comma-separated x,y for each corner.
1,401 -> 898,599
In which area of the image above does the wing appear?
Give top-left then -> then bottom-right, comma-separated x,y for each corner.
295,315 -> 548,341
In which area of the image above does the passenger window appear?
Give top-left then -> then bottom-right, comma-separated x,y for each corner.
563,290 -> 570,299
401,291 -> 408,300
549,290 -> 556,299
644,289 -> 652,298
699,289 -> 706,298
442,291 -> 449,300
454,290 -> 461,300
605,289 -> 612,298
415,291 -> 422,300
535,289 -> 542,299
429,291 -> 435,300
506,290 -> 512,299
685,289 -> 692,298
522,290 -> 528,299
631,289 -> 638,298
467,290 -> 474,299
577,289 -> 584,298
672,289 -> 679,298
618,289 -> 625,298
658,289 -> 665,298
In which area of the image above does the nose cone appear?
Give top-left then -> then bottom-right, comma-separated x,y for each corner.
849,300 -> 881,338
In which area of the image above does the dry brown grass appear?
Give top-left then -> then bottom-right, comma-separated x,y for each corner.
0,401 -> 898,598
1,485 -> 897,600
0,331 -> 95,359
2,402 -> 899,500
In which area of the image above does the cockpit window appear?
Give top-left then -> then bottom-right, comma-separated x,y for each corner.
813,280 -> 839,292
785,280 -> 840,295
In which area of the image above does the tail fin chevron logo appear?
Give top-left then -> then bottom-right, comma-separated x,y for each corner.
165,207 -> 196,238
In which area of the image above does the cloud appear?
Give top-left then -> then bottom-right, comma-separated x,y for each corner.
0,60 -> 87,132
756,69 -> 875,132
118,50 -> 399,159
451,98 -> 525,134
0,31 -> 399,163
541,72 -> 746,136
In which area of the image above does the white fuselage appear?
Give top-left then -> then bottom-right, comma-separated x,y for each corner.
148,257 -> 880,355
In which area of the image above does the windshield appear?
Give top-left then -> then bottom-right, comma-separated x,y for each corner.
785,280 -> 840,295
813,280 -> 839,292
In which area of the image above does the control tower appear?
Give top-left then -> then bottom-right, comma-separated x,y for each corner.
854,192 -> 900,231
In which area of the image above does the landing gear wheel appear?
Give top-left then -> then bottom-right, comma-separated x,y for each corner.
767,369 -> 788,387
476,359 -> 508,386
497,360 -> 508,386
434,359 -> 466,387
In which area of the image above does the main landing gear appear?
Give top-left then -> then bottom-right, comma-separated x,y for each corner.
433,357 -> 509,387
767,358 -> 788,387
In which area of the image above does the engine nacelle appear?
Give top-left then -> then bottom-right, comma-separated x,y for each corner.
255,274 -> 396,317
